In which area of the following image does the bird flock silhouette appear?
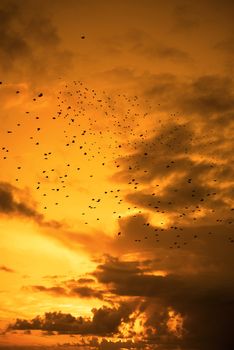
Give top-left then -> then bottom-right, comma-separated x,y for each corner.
0,79 -> 233,249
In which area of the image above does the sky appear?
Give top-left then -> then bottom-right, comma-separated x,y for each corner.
0,0 -> 234,349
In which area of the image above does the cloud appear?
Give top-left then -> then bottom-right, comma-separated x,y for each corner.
135,40 -> 190,62
215,35 -> 234,55
106,74 -> 234,255
177,75 -> 234,117
0,265 -> 15,273
93,255 -> 234,350
78,278 -> 96,284
171,3 -> 199,32
111,120 -> 232,232
8,303 -> 134,336
30,285 -> 67,296
0,0 -> 72,82
0,181 -> 42,219
105,29 -> 190,63
93,255 -> 184,298
70,286 -> 104,300
15,252 -> 234,348
145,74 -> 234,121
89,338 -> 145,350
29,282 -> 104,300
0,182 -> 69,233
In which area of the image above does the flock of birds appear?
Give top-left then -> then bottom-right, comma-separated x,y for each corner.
0,78 -> 233,249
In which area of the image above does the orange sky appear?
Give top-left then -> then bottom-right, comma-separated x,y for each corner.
0,1 -> 234,349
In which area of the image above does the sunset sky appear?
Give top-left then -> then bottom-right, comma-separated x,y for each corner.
0,1 -> 234,349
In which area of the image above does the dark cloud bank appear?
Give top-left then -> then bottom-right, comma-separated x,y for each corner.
7,255 -> 234,350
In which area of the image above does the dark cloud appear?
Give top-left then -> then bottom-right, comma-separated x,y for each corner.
78,278 -> 96,284
93,255 -> 184,298
0,182 -> 70,234
108,73 -> 234,253
29,282 -> 104,300
19,248 -> 233,350
0,265 -> 15,273
112,121 -> 194,182
111,119 -> 232,225
105,29 -> 190,63
70,286 -> 104,300
8,303 -> 134,336
30,285 -> 67,296
214,33 -> 234,73
171,3 -> 199,32
0,181 -> 42,219
215,35 -> 234,55
150,45 -> 189,62
93,255 -> 234,350
114,212 -> 234,263
90,338 -> 145,350
125,173 -> 227,215
0,0 -> 72,82
78,337 -> 147,350
145,74 -> 234,121
177,75 -> 234,117
133,39 -> 190,62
